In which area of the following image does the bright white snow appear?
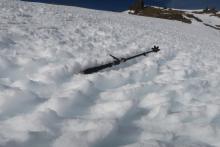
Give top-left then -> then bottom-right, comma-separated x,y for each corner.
1,0 -> 220,147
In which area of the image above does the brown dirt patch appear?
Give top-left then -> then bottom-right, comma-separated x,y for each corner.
130,7 -> 203,24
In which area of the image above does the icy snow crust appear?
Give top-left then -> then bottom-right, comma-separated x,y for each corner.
1,0 -> 220,147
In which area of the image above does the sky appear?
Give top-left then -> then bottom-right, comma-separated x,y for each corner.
22,0 -> 220,11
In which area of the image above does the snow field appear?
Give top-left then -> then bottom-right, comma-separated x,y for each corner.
1,0 -> 220,147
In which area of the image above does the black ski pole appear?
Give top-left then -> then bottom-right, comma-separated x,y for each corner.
82,46 -> 160,74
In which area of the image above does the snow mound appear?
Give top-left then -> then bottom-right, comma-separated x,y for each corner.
1,0 -> 220,147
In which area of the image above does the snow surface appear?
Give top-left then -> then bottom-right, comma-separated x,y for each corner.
1,0 -> 220,147
193,13 -> 220,27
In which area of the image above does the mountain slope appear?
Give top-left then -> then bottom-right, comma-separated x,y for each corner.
1,1 -> 220,147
